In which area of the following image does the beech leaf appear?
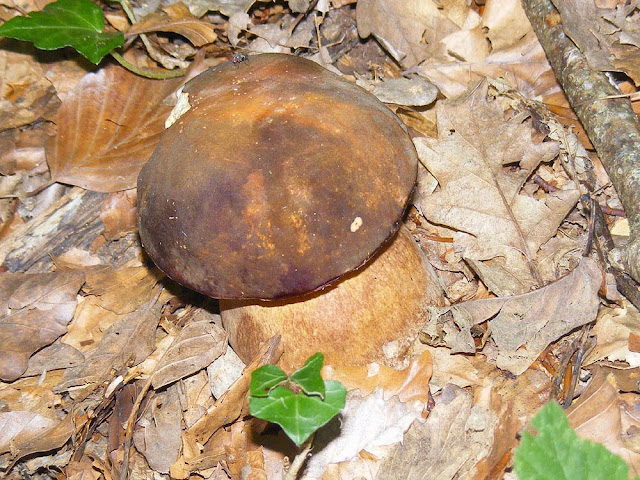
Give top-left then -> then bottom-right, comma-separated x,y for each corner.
47,64 -> 180,192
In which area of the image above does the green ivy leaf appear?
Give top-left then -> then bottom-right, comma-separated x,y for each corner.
249,364 -> 287,397
249,380 -> 346,446
515,402 -> 637,480
0,0 -> 124,64
290,352 -> 326,398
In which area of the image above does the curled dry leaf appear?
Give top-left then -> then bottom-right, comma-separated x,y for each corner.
127,2 -> 217,47
133,385 -> 183,474
151,309 -> 228,389
584,300 -> 640,367
356,0 -> 460,68
567,368 -> 640,473
416,85 -> 579,296
0,270 -> 84,382
47,64 -> 181,192
54,296 -> 161,395
305,388 -> 427,479
322,350 -> 433,404
100,189 -> 137,241
376,385 -> 496,480
426,257 -> 602,375
0,49 -> 59,131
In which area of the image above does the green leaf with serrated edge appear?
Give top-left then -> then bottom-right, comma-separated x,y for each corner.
249,364 -> 287,397
0,0 -> 124,64
290,352 -> 325,398
249,380 -> 346,446
514,402 -> 637,480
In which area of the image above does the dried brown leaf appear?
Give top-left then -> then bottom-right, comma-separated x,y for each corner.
133,385 -> 183,474
185,335 -> 282,446
47,64 -> 180,192
151,309 -> 227,389
54,296 -> 161,394
584,299 -> 640,367
416,85 -> 579,296
567,368 -> 640,473
356,0 -> 460,68
426,257 -> 602,374
322,350 -> 433,403
127,2 -> 217,47
83,265 -> 162,315
100,189 -> 137,241
305,388 -> 426,478
0,48 -> 59,130
0,270 -> 84,381
376,384 -> 496,480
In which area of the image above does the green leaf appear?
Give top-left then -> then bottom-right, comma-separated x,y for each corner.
290,352 -> 326,398
515,401 -> 636,480
249,364 -> 287,397
249,380 -> 346,446
0,0 -> 124,64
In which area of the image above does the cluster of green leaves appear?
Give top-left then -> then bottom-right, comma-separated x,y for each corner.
249,353 -> 346,446
515,401 -> 638,480
0,0 -> 123,64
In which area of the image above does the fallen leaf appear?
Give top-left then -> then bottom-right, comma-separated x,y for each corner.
416,84 -> 579,296
0,411 -> 56,455
127,2 -> 217,47
322,350 -> 433,403
356,0 -> 459,67
47,64 -> 180,192
304,388 -> 426,479
207,345 -> 245,399
100,189 -> 137,241
151,308 -> 227,389
376,384 -> 496,480
584,300 -> 640,367
133,385 -> 183,474
54,295 -> 161,395
0,47 -> 59,130
0,270 -> 84,381
426,257 -> 602,374
567,368 -> 640,474
186,336 -> 282,446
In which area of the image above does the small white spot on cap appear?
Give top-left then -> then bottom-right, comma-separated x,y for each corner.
350,216 -> 363,232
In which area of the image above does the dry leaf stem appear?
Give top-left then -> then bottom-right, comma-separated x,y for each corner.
522,0 -> 640,284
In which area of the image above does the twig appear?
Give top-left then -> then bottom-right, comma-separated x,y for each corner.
522,0 -> 640,284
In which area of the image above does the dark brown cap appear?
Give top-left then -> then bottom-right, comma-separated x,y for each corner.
137,54 -> 417,300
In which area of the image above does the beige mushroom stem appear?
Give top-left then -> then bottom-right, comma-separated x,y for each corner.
220,226 -> 444,371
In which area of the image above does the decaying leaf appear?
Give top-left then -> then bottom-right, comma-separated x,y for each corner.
54,296 -> 161,395
323,350 -> 433,403
426,257 -> 602,375
100,189 -> 137,241
47,64 -> 180,192
0,270 -> 84,381
416,84 -> 579,296
127,2 -> 217,46
356,0 -> 460,68
567,368 -> 640,474
133,385 -> 183,474
376,385 -> 495,479
151,309 -> 227,389
304,388 -> 427,479
584,300 -> 640,368
0,48 -> 59,131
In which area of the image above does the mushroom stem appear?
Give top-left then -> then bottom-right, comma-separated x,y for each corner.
220,226 -> 444,370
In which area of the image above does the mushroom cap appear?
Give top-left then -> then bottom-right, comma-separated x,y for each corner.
137,54 -> 418,300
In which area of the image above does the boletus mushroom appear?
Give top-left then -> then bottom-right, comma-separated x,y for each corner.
137,54 -> 444,369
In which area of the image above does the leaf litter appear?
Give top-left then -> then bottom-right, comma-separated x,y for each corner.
0,0 -> 639,478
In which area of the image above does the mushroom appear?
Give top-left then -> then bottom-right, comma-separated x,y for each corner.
137,54 -> 444,369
